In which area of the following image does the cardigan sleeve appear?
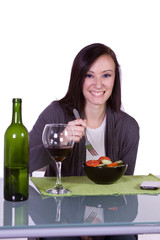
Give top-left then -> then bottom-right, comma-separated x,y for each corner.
116,112 -> 140,175
29,101 -> 67,173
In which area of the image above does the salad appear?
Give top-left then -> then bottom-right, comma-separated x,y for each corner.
86,156 -> 124,167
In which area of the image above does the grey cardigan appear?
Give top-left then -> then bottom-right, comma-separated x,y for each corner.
29,101 -> 139,176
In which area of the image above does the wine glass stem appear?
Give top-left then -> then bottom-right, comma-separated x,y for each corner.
55,161 -> 62,188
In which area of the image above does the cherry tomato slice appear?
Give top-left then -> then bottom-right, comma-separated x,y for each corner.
98,156 -> 111,163
86,160 -> 100,167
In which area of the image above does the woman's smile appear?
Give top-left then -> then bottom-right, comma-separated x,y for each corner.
89,90 -> 106,97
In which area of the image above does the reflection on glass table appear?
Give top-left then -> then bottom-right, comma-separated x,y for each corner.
1,179 -> 160,238
3,185 -> 138,226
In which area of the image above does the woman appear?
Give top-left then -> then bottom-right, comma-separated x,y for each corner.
29,43 -> 139,240
29,43 -> 139,176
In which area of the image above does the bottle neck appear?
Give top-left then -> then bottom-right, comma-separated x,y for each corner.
11,99 -> 23,124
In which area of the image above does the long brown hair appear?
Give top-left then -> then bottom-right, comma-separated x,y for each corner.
59,43 -> 121,116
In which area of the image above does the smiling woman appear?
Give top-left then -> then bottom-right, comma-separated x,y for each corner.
29,42 -> 139,176
29,43 -> 139,240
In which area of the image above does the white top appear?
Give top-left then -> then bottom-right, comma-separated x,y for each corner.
86,115 -> 106,161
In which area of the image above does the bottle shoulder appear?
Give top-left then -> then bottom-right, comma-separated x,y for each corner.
5,123 -> 28,136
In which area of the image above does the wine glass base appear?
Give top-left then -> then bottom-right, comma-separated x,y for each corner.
46,187 -> 71,195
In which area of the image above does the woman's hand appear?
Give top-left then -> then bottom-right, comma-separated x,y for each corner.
68,119 -> 87,143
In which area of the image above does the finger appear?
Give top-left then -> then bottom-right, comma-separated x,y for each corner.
67,120 -> 87,143
74,130 -> 84,141
68,119 -> 87,128
72,126 -> 86,143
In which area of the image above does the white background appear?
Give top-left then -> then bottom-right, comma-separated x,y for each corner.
0,0 -> 160,177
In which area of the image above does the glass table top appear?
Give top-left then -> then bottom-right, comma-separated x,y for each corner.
1,178 -> 160,237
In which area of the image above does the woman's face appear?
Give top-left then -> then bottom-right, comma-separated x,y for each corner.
82,54 -> 115,108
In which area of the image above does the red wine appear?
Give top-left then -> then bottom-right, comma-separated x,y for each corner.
46,146 -> 72,162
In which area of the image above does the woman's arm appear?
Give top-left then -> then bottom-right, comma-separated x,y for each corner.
29,101 -> 87,173
29,101 -> 65,173
29,110 -> 53,173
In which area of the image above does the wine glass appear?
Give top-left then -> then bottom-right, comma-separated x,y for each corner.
42,123 -> 75,194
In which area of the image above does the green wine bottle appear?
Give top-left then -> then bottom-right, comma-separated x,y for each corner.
4,98 -> 29,201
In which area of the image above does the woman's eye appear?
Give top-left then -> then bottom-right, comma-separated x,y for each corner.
103,74 -> 111,78
86,74 -> 93,78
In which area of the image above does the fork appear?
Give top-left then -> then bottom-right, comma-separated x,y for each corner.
73,109 -> 98,156
84,211 -> 97,223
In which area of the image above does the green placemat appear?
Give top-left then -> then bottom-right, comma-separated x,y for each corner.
31,174 -> 160,197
